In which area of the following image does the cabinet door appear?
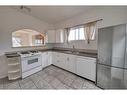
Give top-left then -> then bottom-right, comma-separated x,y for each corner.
55,29 -> 65,43
76,56 -> 96,81
55,29 -> 61,43
53,52 -> 66,68
47,52 -> 52,66
52,52 -> 60,67
52,52 -> 56,65
66,54 -> 76,73
42,52 -> 49,68
46,30 -> 56,43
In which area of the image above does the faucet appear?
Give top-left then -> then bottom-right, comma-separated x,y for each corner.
72,45 -> 75,52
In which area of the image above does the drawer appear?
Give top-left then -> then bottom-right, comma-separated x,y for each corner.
7,57 -> 20,63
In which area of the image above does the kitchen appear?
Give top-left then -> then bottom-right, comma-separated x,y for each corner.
0,6 -> 127,90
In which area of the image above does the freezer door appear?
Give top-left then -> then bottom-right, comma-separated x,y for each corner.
97,64 -> 125,89
98,24 -> 126,68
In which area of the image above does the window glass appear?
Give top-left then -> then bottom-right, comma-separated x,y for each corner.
12,37 -> 21,47
79,28 -> 85,40
68,27 -> 85,41
75,28 -> 79,40
60,30 -> 64,43
68,26 -> 96,41
68,29 -> 75,41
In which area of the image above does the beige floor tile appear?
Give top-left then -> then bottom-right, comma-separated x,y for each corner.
35,80 -> 54,89
82,80 -> 100,89
71,77 -> 85,89
0,65 -> 99,90
63,77 -> 74,87
37,71 -> 49,79
56,72 -> 67,82
6,82 -> 20,89
44,75 -> 55,83
50,78 -> 63,88
20,80 -> 37,89
19,77 -> 31,85
44,68 -> 56,76
55,83 -> 71,89
30,74 -> 43,84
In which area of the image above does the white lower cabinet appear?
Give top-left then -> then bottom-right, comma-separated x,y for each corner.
52,52 -> 76,73
65,54 -> 76,73
41,51 -> 52,69
41,52 -> 47,68
43,51 -> 96,82
52,52 -> 66,69
47,51 -> 52,66
76,56 -> 96,81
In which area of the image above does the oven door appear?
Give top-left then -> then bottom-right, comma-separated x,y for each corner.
21,54 -> 42,72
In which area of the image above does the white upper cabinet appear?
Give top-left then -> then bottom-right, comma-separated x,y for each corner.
55,29 -> 65,43
46,29 -> 65,43
46,30 -> 56,43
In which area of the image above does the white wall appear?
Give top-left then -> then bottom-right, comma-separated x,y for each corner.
53,7 -> 127,50
54,7 -> 127,29
0,7 -> 54,54
0,7 -> 54,78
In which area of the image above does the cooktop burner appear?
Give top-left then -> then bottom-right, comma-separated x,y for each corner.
20,51 -> 30,54
30,51 -> 38,53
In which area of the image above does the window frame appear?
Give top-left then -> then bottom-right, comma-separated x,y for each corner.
68,26 -> 86,42
68,25 -> 96,42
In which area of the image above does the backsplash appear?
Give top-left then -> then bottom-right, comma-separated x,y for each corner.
53,40 -> 97,50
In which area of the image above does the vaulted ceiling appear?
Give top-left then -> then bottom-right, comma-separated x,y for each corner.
11,6 -> 95,24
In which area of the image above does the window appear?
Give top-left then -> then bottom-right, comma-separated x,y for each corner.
68,25 -> 96,42
12,37 -> 21,47
68,26 -> 85,41
34,39 -> 43,45
34,34 -> 44,46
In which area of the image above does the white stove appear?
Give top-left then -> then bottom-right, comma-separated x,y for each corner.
19,51 -> 41,58
19,51 -> 42,78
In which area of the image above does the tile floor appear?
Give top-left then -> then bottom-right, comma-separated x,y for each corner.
0,65 -> 100,90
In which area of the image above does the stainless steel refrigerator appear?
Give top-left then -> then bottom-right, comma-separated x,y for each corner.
97,24 -> 127,89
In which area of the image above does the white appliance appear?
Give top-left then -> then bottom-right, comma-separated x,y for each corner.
19,51 -> 42,78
